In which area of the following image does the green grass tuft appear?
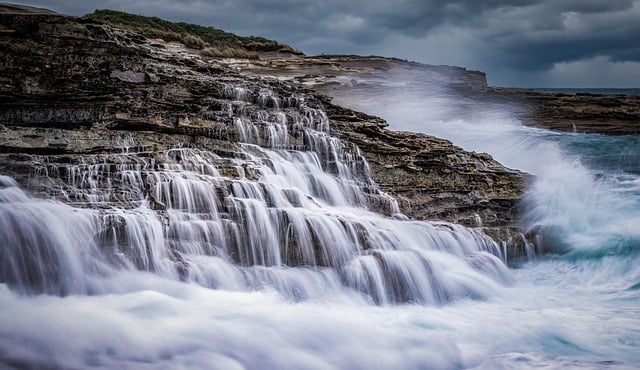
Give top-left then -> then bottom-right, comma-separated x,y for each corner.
84,9 -> 303,58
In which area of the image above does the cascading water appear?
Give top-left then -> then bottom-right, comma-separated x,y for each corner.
0,82 -> 508,308
1,69 -> 639,369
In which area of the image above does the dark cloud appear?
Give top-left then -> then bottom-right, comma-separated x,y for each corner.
9,0 -> 640,87
484,0 -> 640,70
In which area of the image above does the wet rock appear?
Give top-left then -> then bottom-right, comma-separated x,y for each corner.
110,70 -> 147,83
0,10 -> 530,259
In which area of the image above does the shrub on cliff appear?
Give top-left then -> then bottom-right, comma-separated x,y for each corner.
201,46 -> 259,59
181,34 -> 206,49
85,9 -> 303,57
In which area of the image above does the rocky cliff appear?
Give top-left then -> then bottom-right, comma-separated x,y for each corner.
225,56 -> 525,227
0,8 -> 529,260
486,87 -> 640,135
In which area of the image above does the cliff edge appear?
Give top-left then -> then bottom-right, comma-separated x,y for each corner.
0,9 -> 529,258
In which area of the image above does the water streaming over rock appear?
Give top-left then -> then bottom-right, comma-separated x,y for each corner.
1,12 -> 638,368
2,75 -> 640,369
0,84 -> 509,304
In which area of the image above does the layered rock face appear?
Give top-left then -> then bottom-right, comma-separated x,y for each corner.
0,9 -> 529,269
228,55 -> 528,249
486,88 -> 640,135
231,55 -> 488,91
323,102 -> 526,229
240,54 -> 639,136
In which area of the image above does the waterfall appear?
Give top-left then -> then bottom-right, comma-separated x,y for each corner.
0,84 -> 510,304
3,69 -> 639,370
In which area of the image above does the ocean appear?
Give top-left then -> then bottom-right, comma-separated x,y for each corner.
1,71 -> 639,369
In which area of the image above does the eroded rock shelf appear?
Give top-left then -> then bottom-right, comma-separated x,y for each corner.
0,9 -> 530,259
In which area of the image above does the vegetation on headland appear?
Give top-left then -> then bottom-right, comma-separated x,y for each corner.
84,9 -> 303,59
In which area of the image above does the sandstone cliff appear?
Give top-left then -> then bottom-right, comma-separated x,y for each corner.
225,56 -> 525,228
0,9 -> 529,259
486,87 -> 640,135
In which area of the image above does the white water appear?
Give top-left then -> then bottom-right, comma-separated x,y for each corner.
325,71 -> 640,368
1,73 -> 640,369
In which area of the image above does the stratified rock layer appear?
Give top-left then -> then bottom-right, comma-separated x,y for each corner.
323,102 -> 526,228
487,88 -> 640,135
0,11 -> 528,258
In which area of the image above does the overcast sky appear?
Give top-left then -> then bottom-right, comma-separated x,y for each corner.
13,0 -> 640,87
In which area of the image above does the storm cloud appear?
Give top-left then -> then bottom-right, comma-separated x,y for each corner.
10,0 -> 640,87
